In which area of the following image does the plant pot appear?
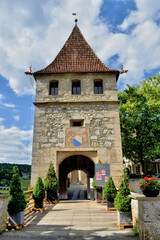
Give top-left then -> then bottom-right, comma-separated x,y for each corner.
47,190 -> 57,202
90,189 -> 94,200
107,200 -> 114,208
9,211 -> 24,225
117,210 -> 132,225
142,189 -> 159,197
34,198 -> 43,208
96,188 -> 102,201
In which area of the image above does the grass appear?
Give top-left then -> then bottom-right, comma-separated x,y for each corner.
132,226 -> 139,237
0,190 -> 9,194
0,179 -> 30,194
21,179 -> 31,191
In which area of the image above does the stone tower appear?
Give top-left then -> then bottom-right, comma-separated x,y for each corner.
31,22 -> 123,199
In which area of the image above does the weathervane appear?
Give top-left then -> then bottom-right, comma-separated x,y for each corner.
120,64 -> 128,74
72,13 -> 78,25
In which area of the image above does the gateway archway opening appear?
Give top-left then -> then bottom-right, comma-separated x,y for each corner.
59,155 -> 95,200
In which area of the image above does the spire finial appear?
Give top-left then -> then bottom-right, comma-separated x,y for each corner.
72,13 -> 78,25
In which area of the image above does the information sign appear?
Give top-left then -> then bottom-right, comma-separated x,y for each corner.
95,164 -> 110,187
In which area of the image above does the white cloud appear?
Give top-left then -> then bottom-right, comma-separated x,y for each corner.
14,115 -> 20,121
115,0 -> 160,86
0,93 -> 17,108
0,125 -> 33,164
0,94 -> 5,102
0,117 -> 5,123
3,103 -> 16,108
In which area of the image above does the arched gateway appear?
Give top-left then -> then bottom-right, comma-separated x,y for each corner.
59,155 -> 94,199
30,21 -> 123,199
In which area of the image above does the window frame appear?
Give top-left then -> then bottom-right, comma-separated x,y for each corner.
94,79 -> 103,94
49,81 -> 58,95
70,119 -> 84,127
72,80 -> 81,95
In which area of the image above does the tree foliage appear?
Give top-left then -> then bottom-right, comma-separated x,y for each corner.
8,166 -> 27,214
118,73 -> 160,174
44,162 -> 59,191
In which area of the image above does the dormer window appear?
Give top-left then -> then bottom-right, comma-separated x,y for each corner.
94,80 -> 103,94
72,80 -> 81,95
49,81 -> 58,95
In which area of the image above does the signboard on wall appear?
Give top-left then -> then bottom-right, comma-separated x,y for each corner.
95,164 -> 110,187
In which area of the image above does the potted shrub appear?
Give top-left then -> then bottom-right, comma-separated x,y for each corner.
138,177 -> 160,197
8,166 -> 27,225
92,177 -> 102,202
114,169 -> 132,226
103,177 -> 117,208
33,177 -> 45,209
44,162 -> 59,202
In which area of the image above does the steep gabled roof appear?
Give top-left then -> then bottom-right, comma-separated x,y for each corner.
34,24 -> 119,76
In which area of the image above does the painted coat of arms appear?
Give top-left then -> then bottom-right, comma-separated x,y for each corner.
65,128 -> 89,147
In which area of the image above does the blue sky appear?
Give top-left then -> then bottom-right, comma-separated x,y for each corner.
0,0 -> 160,165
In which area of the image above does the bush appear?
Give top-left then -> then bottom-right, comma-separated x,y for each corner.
92,177 -> 101,191
103,177 -> 117,202
33,177 -> 45,200
44,162 -> 59,191
8,166 -> 27,215
114,169 -> 131,212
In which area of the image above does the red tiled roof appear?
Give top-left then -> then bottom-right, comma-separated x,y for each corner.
34,25 -> 119,75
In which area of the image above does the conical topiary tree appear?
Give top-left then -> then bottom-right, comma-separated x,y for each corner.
8,166 -> 27,215
44,162 -> 59,202
103,177 -> 117,206
114,168 -> 131,212
33,177 -> 45,208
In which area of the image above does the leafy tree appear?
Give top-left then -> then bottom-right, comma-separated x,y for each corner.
103,177 -> 117,202
8,166 -> 27,215
119,73 -> 160,174
114,169 -> 131,212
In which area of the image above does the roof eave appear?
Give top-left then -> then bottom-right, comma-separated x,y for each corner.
33,70 -> 120,81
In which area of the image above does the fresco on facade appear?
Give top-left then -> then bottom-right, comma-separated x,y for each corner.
65,128 -> 89,147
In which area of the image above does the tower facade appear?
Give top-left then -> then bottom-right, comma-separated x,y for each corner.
31,24 -> 123,199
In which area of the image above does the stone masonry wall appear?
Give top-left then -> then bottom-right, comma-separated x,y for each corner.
0,195 -> 9,232
131,194 -> 160,240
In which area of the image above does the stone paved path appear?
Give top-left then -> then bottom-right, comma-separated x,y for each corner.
0,201 -> 139,240
0,185 -> 139,239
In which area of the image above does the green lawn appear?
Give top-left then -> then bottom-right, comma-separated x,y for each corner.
21,179 -> 30,191
0,179 -> 30,194
0,190 -> 9,194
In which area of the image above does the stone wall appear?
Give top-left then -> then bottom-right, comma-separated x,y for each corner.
0,195 -> 9,232
131,194 -> 160,240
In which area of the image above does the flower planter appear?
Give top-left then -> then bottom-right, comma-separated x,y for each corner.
9,211 -> 24,225
47,190 -> 57,202
34,198 -> 43,208
107,200 -> 114,208
96,188 -> 102,202
117,210 -> 132,225
143,189 -> 159,197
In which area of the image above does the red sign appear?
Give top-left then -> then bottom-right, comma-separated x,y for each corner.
96,172 -> 102,180
102,169 -> 106,175
105,176 -> 109,182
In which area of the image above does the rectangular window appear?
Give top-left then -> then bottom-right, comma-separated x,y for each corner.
94,80 -> 103,94
50,81 -> 58,95
72,80 -> 81,95
70,119 -> 84,127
